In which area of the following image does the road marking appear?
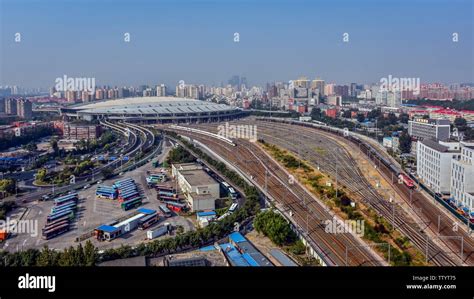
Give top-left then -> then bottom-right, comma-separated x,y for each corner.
38,210 -> 42,215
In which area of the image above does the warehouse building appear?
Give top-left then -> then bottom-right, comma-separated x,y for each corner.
172,163 -> 219,212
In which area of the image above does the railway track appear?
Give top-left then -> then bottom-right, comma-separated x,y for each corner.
165,127 -> 385,266
188,119 -> 465,266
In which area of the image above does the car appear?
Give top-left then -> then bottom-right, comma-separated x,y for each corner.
83,184 -> 91,189
97,180 -> 103,184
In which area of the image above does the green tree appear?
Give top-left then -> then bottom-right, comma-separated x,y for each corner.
399,131 -> 412,154
0,179 -> 16,194
454,117 -> 468,131
84,240 -> 98,266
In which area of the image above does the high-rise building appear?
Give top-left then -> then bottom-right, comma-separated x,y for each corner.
416,140 -> 461,194
5,98 -> 17,115
311,79 -> 325,99
156,84 -> 166,97
450,142 -> 474,215
17,98 -> 32,119
386,91 -> 401,108
293,77 -> 310,88
0,98 -> 5,113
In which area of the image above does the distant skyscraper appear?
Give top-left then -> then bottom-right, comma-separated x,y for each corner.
156,84 -> 166,97
5,98 -> 17,115
17,98 -> 32,119
311,79 -> 325,99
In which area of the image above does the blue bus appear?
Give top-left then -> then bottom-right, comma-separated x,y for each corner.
120,190 -> 139,198
54,193 -> 78,205
51,202 -> 77,214
50,206 -> 75,216
47,210 -> 74,223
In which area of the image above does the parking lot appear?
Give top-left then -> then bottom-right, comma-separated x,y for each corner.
1,142 -> 196,252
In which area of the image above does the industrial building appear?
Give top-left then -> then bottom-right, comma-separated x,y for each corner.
172,163 -> 219,212
60,97 -> 242,123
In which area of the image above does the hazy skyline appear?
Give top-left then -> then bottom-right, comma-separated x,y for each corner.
1,0 -> 473,89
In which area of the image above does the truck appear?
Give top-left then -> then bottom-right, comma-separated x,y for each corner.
146,223 -> 170,240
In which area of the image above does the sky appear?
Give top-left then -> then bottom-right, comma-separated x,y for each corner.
0,0 -> 473,88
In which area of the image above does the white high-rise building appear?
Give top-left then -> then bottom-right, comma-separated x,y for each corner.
450,142 -> 474,215
156,84 -> 166,97
416,139 -> 461,194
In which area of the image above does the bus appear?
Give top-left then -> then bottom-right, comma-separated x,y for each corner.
228,187 -> 238,200
54,193 -> 78,205
221,182 -> 230,189
51,202 -> 77,214
158,190 -> 176,197
155,185 -> 176,193
138,213 -> 159,230
42,223 -> 70,240
47,210 -> 74,223
164,201 -> 187,212
114,179 -> 134,188
120,190 -> 139,199
120,187 -> 138,195
159,204 -> 172,217
43,219 -> 69,231
121,197 -> 142,211
44,216 -> 70,227
229,203 -> 238,213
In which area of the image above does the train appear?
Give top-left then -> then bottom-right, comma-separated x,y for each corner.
398,173 -> 415,189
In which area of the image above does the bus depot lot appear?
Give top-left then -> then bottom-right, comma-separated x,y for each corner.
2,150 -> 195,252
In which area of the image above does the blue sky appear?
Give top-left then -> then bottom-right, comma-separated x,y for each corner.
1,0 -> 472,88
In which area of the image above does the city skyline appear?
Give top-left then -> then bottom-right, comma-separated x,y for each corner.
1,0 -> 473,88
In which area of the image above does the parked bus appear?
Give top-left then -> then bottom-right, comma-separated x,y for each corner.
43,219 -> 69,231
228,187 -> 238,199
42,223 -> 70,240
121,197 -> 142,211
159,204 -> 172,217
165,201 -> 187,212
120,190 -> 139,199
221,182 -> 230,189
138,213 -> 159,230
44,216 -> 70,227
54,194 -> 78,205
51,202 -> 77,214
229,203 -> 238,213
47,210 -> 74,223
